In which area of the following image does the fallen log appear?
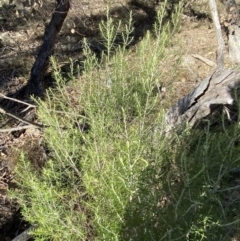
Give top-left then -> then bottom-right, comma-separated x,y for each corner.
164,0 -> 240,134
165,68 -> 240,133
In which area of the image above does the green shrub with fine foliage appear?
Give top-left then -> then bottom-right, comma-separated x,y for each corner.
10,1 -> 240,240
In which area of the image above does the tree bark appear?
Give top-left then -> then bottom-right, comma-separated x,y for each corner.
26,0 -> 70,97
164,68 -> 240,134
219,0 -> 240,63
210,0 -> 225,69
163,0 -> 240,134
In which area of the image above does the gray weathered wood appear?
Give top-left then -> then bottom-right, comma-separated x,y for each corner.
11,226 -> 35,241
219,0 -> 240,63
165,68 -> 240,133
164,0 -> 240,134
210,0 -> 225,68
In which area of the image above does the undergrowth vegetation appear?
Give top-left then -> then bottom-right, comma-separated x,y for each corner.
10,1 -> 240,240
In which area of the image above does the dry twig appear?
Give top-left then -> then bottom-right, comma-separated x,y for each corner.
0,93 -> 36,108
0,107 -> 43,129
191,54 -> 217,67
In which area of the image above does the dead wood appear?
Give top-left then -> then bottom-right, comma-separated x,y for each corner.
11,226 -> 36,241
219,0 -> 240,63
210,0 -> 225,68
191,54 -> 217,67
25,0 -> 70,97
165,68 -> 240,133
164,0 -> 240,134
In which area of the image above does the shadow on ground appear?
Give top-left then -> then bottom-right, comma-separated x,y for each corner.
0,1 -> 174,239
119,130 -> 240,240
0,0 -> 181,96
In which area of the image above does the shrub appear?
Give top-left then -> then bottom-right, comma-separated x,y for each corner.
14,2 -> 240,240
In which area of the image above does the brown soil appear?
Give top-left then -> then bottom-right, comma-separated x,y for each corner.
0,0 -> 239,240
